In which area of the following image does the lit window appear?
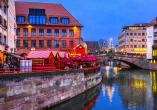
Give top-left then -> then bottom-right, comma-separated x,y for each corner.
49,17 -> 58,24
61,18 -> 70,25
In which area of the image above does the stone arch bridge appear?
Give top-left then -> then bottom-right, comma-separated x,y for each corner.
96,55 -> 157,70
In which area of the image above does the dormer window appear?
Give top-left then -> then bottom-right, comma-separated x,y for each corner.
29,8 -> 46,25
16,16 -> 25,23
49,17 -> 58,24
61,18 -> 70,25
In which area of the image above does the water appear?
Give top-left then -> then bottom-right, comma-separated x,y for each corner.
52,67 -> 157,110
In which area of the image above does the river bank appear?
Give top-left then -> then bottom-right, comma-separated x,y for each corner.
0,69 -> 101,110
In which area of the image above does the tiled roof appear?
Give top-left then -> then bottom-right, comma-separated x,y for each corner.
15,1 -> 82,26
85,41 -> 100,50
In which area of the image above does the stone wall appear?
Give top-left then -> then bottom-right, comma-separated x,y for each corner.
0,70 -> 101,110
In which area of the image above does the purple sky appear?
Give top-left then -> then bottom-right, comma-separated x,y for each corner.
17,0 -> 157,44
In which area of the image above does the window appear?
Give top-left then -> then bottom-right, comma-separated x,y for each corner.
31,40 -> 36,48
16,28 -> 20,36
62,40 -> 66,48
47,40 -> 52,48
62,29 -> 66,37
134,45 -> 137,48
39,28 -> 44,36
142,33 -> 145,36
130,45 -> 133,48
29,9 -> 45,15
69,29 -> 74,37
69,41 -> 74,48
134,33 -> 137,36
29,9 -> 46,25
47,29 -> 52,36
142,45 -> 145,48
130,33 -> 133,36
54,29 -> 59,37
130,39 -> 133,42
4,6 -> 7,14
142,39 -> 145,42
61,18 -> 70,24
23,28 -> 28,36
54,40 -> 59,48
138,45 -> 141,48
29,15 -> 46,25
4,36 -> 6,45
16,40 -> 20,48
126,33 -> 129,35
39,40 -> 44,48
138,33 -> 141,36
0,15 -> 2,25
23,40 -> 28,48
3,19 -> 7,28
0,33 -> 1,44
16,16 -> 25,23
49,17 -> 58,24
31,28 -> 36,36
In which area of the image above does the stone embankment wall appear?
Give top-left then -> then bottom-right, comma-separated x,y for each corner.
0,70 -> 101,110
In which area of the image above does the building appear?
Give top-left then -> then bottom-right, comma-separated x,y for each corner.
8,0 -> 16,53
0,0 -> 16,63
85,41 -> 100,54
98,39 -> 107,52
109,38 -> 114,49
119,24 -> 147,54
146,17 -> 157,60
15,1 -> 82,55
0,0 -> 8,53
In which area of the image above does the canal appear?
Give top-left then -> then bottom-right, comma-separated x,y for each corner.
51,67 -> 157,110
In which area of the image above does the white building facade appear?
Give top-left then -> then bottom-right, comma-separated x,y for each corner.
0,0 -> 16,53
146,26 -> 154,60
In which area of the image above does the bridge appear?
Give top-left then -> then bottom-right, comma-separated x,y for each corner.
96,54 -> 157,70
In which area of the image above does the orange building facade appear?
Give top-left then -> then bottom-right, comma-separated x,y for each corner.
15,2 -> 82,55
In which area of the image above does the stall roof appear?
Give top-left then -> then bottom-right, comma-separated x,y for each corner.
27,50 -> 52,59
58,51 -> 69,58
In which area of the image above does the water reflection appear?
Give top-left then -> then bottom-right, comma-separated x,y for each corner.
47,85 -> 101,110
95,67 -> 157,110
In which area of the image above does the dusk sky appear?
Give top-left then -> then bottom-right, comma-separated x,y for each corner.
17,0 -> 157,44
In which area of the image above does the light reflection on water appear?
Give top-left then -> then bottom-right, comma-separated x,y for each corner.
91,67 -> 157,110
